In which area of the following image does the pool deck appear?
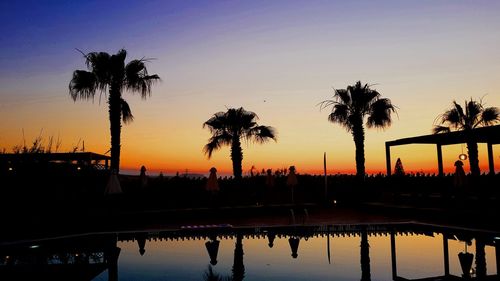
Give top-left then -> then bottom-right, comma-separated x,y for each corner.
3,201 -> 499,243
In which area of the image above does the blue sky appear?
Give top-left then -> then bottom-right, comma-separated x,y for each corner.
1,0 -> 499,174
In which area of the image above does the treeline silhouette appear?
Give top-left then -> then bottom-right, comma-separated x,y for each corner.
2,162 -> 499,223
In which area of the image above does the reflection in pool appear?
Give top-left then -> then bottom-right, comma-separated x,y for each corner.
1,224 -> 498,281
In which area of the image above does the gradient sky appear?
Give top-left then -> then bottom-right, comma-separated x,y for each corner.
1,0 -> 499,175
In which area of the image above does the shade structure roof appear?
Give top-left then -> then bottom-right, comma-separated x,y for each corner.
386,125 -> 500,147
0,152 -> 110,171
385,125 -> 499,176
0,152 -> 110,162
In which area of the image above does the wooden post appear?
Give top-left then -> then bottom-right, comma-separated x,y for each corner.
386,143 -> 392,176
437,144 -> 444,177
106,246 -> 121,281
443,234 -> 450,276
487,142 -> 494,175
391,231 -> 397,280
495,240 -> 500,275
324,152 -> 328,200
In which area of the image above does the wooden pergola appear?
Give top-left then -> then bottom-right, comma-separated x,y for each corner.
385,125 -> 500,176
0,152 -> 111,170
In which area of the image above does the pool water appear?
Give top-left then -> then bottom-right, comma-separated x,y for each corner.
1,224 -> 498,281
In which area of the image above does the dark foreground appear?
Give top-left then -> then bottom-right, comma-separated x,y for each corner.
1,168 -> 500,281
1,166 -> 499,241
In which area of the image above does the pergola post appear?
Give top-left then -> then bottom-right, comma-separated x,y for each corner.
437,144 -> 444,177
495,240 -> 500,275
443,234 -> 450,276
487,142 -> 495,175
386,143 -> 392,176
391,231 -> 397,280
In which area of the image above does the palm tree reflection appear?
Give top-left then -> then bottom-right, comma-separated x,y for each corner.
475,238 -> 487,279
360,228 -> 371,281
232,234 -> 245,281
289,237 -> 300,259
135,233 -> 147,256
206,236 -> 220,266
267,232 -> 276,248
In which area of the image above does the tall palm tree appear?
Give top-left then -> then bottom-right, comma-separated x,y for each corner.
320,81 -> 396,177
203,107 -> 276,179
69,49 -> 160,172
433,98 -> 499,176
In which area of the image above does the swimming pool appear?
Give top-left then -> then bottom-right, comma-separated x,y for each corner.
1,223 -> 498,280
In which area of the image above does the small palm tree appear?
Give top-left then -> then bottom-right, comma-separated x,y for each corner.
320,81 -> 396,177
203,107 -> 276,179
433,98 -> 499,176
69,49 -> 160,172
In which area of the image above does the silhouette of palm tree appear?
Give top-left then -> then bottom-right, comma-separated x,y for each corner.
202,235 -> 245,281
232,234 -> 245,281
203,107 -> 276,179
360,229 -> 371,281
69,49 -> 160,172
434,98 -> 499,176
320,81 -> 396,177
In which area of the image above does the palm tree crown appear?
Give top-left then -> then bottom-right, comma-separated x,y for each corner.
69,49 -> 160,172
433,98 -> 499,176
320,81 -> 396,177
433,99 -> 499,133
203,107 -> 276,179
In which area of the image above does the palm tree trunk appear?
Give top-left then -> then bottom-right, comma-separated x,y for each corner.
232,234 -> 245,281
352,118 -> 366,178
475,238 -> 486,279
231,136 -> 243,179
360,229 -> 371,281
109,84 -> 122,173
466,141 -> 480,176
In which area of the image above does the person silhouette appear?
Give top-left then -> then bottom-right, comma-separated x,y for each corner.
286,166 -> 298,203
139,165 -> 148,188
265,169 -> 275,188
453,160 -> 467,198
206,167 -> 219,193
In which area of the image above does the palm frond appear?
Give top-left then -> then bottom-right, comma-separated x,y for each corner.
125,59 -> 161,98
334,89 -> 351,105
84,51 -> 111,90
247,125 -> 277,143
452,101 -> 465,120
433,125 -> 450,134
115,49 -> 127,63
366,98 -> 396,129
480,107 -> 500,126
317,99 -> 336,111
69,70 -> 97,101
439,107 -> 463,130
203,133 -> 232,158
203,111 -> 229,133
465,99 -> 482,128
328,103 -> 351,130
121,98 -> 134,124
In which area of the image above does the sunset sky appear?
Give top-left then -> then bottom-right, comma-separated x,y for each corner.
1,0 -> 499,175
